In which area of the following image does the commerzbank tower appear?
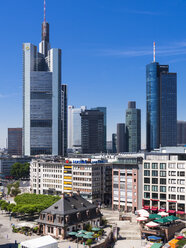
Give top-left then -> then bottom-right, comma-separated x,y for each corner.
23,0 -> 67,156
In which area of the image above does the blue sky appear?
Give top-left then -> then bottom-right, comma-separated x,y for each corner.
1,0 -> 186,148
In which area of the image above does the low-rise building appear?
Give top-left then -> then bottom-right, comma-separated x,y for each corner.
143,152 -> 186,219
112,153 -> 143,212
38,193 -> 102,239
30,157 -> 112,205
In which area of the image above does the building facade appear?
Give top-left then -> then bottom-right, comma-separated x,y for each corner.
112,155 -> 143,212
68,106 -> 86,152
143,153 -> 186,218
30,158 -> 112,205
112,133 -> 117,153
8,128 -> 22,156
23,11 -> 63,156
91,107 -> 107,152
126,101 -> 141,152
38,193 -> 102,239
61,85 -> 68,156
177,121 -> 186,146
146,62 -> 177,151
81,110 -> 104,154
116,123 -> 126,153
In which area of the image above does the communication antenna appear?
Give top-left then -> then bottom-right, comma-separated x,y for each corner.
44,0 -> 46,23
153,42 -> 156,62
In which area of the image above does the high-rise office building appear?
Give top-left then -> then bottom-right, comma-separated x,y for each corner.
68,106 -> 86,152
177,121 -> 186,145
116,123 -> 126,153
61,85 -> 68,156
146,58 -> 177,151
80,110 -> 104,154
126,101 -> 141,152
91,107 -> 107,152
112,133 -> 117,153
8,128 -> 22,156
23,2 -> 62,156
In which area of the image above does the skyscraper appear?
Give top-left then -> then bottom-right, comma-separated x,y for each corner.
146,48 -> 177,151
126,101 -> 141,152
61,85 -> 68,156
177,121 -> 186,145
23,1 -> 62,156
68,106 -> 86,152
116,123 -> 126,153
112,133 -> 117,153
80,110 -> 104,154
8,128 -> 22,156
91,107 -> 107,152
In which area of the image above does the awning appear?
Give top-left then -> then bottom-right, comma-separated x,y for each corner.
151,199 -> 159,201
151,207 -> 158,211
151,243 -> 163,248
176,211 -> 185,215
143,206 -> 150,210
167,210 -> 176,214
158,209 -> 166,212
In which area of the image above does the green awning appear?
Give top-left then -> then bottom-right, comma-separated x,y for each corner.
92,227 -> 100,231
83,235 -> 94,239
68,232 -> 77,235
151,243 -> 163,248
154,218 -> 169,224
78,230 -> 86,234
85,232 -> 94,235
149,214 -> 161,219
166,215 -> 179,221
76,233 -> 85,238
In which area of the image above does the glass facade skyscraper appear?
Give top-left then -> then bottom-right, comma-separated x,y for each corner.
146,62 -> 177,151
23,9 -> 63,156
126,101 -> 141,152
116,123 -> 126,153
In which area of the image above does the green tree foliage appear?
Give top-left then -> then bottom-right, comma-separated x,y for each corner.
86,239 -> 93,247
10,162 -> 30,179
7,203 -> 16,212
7,181 -> 20,196
13,193 -> 60,215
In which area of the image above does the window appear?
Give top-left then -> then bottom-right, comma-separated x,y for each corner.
144,170 -> 150,176
144,163 -> 150,169
168,163 -> 176,169
152,178 -> 158,184
160,186 -> 166,192
177,164 -> 185,169
48,226 -> 50,233
160,194 -> 166,200
169,194 -> 176,200
114,171 -> 118,175
160,171 -> 166,177
144,185 -> 150,191
160,163 -> 166,170
144,178 -> 150,184
180,195 -> 185,201
144,192 -> 150,198
152,163 -> 158,169
152,170 -> 158,177
51,227 -> 53,233
152,193 -> 158,199
160,179 -> 166,185
177,171 -> 185,177
59,229 -> 61,235
152,185 -> 158,192
169,171 -> 176,176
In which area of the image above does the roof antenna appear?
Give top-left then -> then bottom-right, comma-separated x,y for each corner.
153,42 -> 156,62
44,0 -> 46,23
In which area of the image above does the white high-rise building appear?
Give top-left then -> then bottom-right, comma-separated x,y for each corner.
68,106 -> 86,151
23,2 -> 63,156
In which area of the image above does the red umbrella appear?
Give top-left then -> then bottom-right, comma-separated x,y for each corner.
176,236 -> 184,240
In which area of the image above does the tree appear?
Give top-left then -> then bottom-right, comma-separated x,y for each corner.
10,162 -> 30,179
7,181 -> 20,196
86,239 -> 93,247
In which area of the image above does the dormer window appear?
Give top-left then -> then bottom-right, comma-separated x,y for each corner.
86,210 -> 90,216
77,212 -> 81,220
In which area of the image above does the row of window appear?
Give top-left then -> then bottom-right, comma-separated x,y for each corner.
144,185 -> 166,192
144,170 -> 166,177
144,163 -> 166,169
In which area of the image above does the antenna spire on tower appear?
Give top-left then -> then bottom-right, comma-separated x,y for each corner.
153,42 -> 156,62
44,0 -> 46,23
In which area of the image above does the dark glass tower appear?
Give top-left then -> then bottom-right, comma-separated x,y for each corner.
91,107 -> 107,152
80,110 -> 104,154
112,133 -> 117,153
8,128 -> 22,156
146,62 -> 177,150
126,101 -> 141,152
177,121 -> 186,145
116,123 -> 126,153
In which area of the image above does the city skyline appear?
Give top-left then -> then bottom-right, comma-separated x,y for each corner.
2,0 -> 186,148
